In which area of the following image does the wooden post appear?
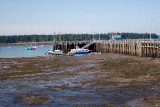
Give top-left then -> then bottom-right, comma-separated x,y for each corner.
158,39 -> 160,58
137,39 -> 142,57
146,41 -> 149,57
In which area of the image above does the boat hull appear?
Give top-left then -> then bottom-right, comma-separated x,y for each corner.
25,47 -> 36,50
47,52 -> 65,55
46,50 -> 65,56
52,53 -> 65,55
69,51 -> 90,55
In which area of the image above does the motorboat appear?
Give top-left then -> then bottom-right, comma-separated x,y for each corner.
68,46 -> 91,55
46,49 -> 65,55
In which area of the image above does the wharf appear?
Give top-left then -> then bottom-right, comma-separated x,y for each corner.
53,39 -> 160,58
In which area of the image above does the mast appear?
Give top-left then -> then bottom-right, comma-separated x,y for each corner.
53,32 -> 56,51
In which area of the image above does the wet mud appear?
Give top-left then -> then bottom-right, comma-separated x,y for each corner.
0,53 -> 160,106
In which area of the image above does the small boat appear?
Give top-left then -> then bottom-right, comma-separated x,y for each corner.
25,46 -> 36,50
33,46 -> 38,49
40,45 -> 45,47
47,49 -> 54,54
68,46 -> 91,55
46,49 -> 65,55
46,33 -> 64,56
25,40 -> 37,50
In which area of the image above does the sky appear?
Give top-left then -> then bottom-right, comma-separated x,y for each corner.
0,0 -> 160,35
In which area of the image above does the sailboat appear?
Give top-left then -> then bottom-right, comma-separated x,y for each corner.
40,40 -> 45,47
25,40 -> 37,50
40,44 -> 45,47
25,46 -> 36,50
25,47 -> 36,50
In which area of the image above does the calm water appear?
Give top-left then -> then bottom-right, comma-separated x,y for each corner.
0,45 -> 52,58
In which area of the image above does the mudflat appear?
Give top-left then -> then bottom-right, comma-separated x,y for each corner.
0,53 -> 160,106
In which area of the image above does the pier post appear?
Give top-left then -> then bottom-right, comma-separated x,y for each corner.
158,39 -> 160,58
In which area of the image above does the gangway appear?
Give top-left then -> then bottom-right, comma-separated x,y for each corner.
81,40 -> 96,49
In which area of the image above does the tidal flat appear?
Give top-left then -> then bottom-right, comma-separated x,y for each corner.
0,53 -> 160,107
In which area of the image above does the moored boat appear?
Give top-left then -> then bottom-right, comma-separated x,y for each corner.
25,46 -> 36,50
40,45 -> 45,47
25,40 -> 37,50
46,49 -> 65,55
68,46 -> 91,55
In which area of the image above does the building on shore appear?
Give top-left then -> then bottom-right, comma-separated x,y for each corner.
112,34 -> 122,40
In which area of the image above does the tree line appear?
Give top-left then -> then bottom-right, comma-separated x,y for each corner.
0,33 -> 158,43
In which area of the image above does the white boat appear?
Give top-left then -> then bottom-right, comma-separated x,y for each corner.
68,46 -> 91,55
46,33 -> 65,55
40,45 -> 45,47
32,46 -> 38,49
46,49 -> 65,55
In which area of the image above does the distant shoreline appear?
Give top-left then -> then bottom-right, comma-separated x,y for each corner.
0,42 -> 53,46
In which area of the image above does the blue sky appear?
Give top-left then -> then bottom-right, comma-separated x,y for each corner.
0,0 -> 160,35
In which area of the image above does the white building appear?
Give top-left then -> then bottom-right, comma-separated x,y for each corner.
112,34 -> 121,40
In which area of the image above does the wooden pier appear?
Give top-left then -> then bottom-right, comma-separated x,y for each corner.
53,39 -> 160,58
53,40 -> 95,53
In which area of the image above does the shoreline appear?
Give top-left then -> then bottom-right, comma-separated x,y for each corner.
0,42 -> 53,46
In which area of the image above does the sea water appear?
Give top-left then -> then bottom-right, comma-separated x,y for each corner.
0,45 -> 52,58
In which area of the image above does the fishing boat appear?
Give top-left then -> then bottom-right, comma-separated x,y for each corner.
46,32 -> 65,55
68,46 -> 91,55
46,49 -> 65,55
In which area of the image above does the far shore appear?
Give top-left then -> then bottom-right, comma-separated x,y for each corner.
0,42 -> 53,46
